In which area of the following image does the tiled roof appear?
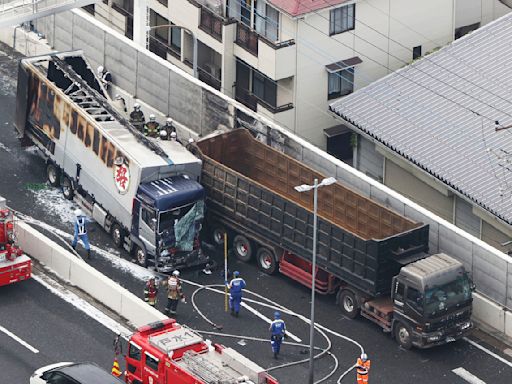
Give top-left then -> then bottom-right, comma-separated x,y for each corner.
268,0 -> 350,17
329,13 -> 512,225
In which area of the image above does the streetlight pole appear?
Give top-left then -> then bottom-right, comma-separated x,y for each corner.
294,176 -> 337,384
147,24 -> 198,79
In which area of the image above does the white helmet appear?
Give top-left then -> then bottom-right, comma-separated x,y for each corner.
74,209 -> 83,217
134,103 -> 140,110
97,65 -> 104,74
360,353 -> 368,362
149,114 -> 156,121
166,117 -> 173,124
170,132 -> 177,140
172,270 -> 180,277
160,129 -> 168,138
114,94 -> 121,99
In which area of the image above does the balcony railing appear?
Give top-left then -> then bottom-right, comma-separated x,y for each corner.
198,67 -> 221,90
235,87 -> 293,114
149,36 -> 180,60
236,22 -> 258,56
199,7 -> 223,42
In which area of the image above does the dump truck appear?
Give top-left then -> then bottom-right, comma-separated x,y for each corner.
125,319 -> 279,384
15,51 -> 208,272
0,197 -> 31,286
192,129 -> 474,349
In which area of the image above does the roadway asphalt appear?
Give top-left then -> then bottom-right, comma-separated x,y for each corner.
1,42 -> 512,383
0,276 -> 120,382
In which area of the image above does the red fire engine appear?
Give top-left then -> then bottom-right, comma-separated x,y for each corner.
125,319 -> 279,384
0,197 -> 31,286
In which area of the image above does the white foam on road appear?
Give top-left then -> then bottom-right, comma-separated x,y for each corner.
0,142 -> 12,153
32,274 -> 132,339
452,367 -> 486,384
0,325 -> 39,353
31,187 -> 77,224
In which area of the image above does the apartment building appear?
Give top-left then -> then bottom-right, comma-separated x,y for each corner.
87,0 -> 510,155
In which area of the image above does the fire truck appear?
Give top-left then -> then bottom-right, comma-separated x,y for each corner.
0,197 -> 31,286
125,319 -> 278,384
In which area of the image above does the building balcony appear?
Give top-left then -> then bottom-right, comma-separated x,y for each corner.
199,6 -> 223,42
235,86 -> 293,114
236,22 -> 259,56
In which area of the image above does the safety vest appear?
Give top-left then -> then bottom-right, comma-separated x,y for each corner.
167,277 -> 183,299
356,358 -> 371,375
77,217 -> 87,235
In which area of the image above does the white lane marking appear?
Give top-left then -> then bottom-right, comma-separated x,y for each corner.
241,302 -> 302,342
32,274 -> 132,339
182,279 -> 303,343
0,325 -> 39,353
452,367 -> 486,384
464,337 -> 512,368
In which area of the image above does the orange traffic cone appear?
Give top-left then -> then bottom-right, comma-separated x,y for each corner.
111,357 -> 122,377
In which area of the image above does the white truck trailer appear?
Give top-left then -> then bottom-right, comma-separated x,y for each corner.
15,51 -> 208,272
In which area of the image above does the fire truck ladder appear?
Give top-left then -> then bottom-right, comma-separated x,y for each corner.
181,350 -> 240,384
50,56 -> 172,164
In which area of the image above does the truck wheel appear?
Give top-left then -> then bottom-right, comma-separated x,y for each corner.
61,176 -> 74,200
395,322 -> 413,350
111,223 -> 124,248
257,247 -> 277,274
339,290 -> 359,319
46,163 -> 60,187
212,227 -> 226,246
135,246 -> 148,267
233,234 -> 253,262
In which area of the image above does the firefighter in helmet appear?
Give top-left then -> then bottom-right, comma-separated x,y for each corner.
144,276 -> 159,307
164,270 -> 185,315
129,103 -> 145,133
356,353 -> 371,384
144,114 -> 159,138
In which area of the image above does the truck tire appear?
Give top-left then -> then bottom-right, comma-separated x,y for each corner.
134,246 -> 148,268
339,290 -> 359,319
61,176 -> 74,200
111,223 -> 124,248
256,247 -> 277,274
395,322 -> 413,350
212,227 -> 226,246
46,163 -> 60,187
233,234 -> 253,262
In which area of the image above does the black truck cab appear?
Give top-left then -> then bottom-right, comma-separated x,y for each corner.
391,253 -> 473,349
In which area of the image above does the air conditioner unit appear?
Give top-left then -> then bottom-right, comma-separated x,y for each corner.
204,63 -> 221,79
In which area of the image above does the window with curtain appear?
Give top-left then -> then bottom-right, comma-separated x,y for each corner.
327,67 -> 354,100
329,4 -> 355,35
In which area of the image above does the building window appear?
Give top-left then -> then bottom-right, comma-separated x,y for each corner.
255,2 -> 279,41
329,4 -> 355,35
413,46 -> 422,60
327,68 -> 354,100
252,70 -> 277,107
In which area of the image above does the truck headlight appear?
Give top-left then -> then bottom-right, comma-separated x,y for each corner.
427,334 -> 442,342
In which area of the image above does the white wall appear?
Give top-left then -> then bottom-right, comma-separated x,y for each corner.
294,0 -> 455,148
456,0 -> 511,28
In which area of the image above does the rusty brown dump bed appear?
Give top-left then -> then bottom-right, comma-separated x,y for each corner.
195,129 -> 429,296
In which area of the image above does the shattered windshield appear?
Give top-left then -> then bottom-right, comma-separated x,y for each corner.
158,203 -> 195,234
424,275 -> 472,318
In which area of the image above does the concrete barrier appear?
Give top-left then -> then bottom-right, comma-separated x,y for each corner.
15,221 -> 166,328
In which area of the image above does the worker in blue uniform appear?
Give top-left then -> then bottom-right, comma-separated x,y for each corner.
71,209 -> 91,259
226,271 -> 246,317
270,311 -> 286,358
